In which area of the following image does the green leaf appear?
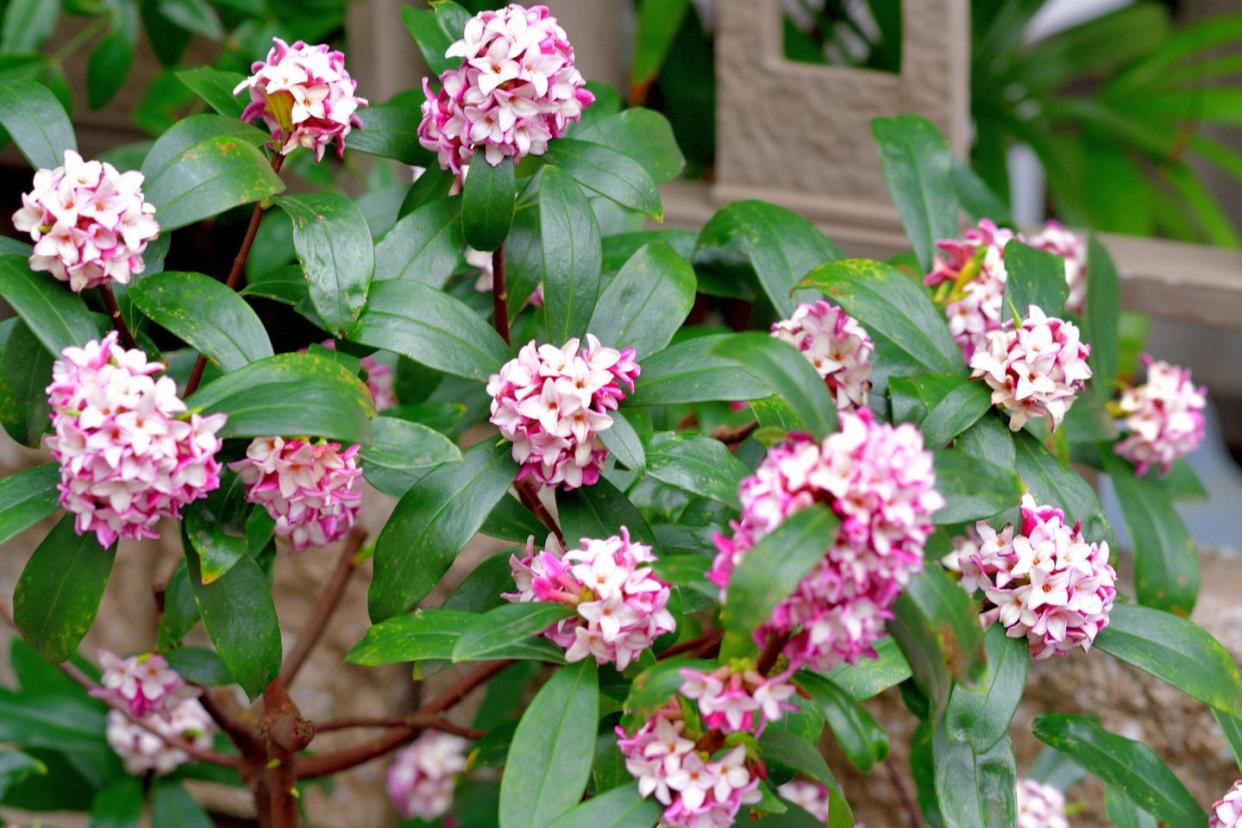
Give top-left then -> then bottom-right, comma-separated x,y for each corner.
0,750 -> 45,799
1216,710 -> 1242,773
480,494 -> 545,543
872,115 -> 959,273
646,432 -> 748,509
500,660 -> 600,828
346,104 -> 430,166
444,553 -> 516,614
1013,431 -> 1110,542
932,447 -> 1023,524
721,506 -> 838,658
576,108 -> 685,184
401,5 -> 458,75
0,689 -> 106,751
628,0 -> 689,98
346,609 -> 477,665
0,0 -> 60,54
360,417 -> 461,499
888,563 -> 986,715
1084,236 -> 1120,394
801,259 -> 963,376
185,538 -> 281,699
349,280 -> 510,381
627,333 -> 772,406
694,200 -> 840,317
88,775 -> 144,828
558,477 -> 657,551
0,255 -> 106,355
1106,786 -> 1159,828
920,381 -> 991,448
86,31 -> 133,111
0,464 -> 59,546
1095,603 -> 1242,718
823,635 -> 912,701
156,561 -> 199,650
1101,452 -> 1198,615
0,320 -> 52,447
945,625 -> 1029,753
586,241 -> 696,358
164,646 -> 232,687
759,728 -> 837,791
275,192 -> 374,336
621,658 -> 716,733
369,439 -> 517,621
546,782 -> 664,828
711,333 -> 837,440
130,271 -> 273,371
452,602 -> 575,662
182,473 -> 249,585
374,196 -> 464,287
157,0 -> 222,39
546,139 -> 663,219
952,158 -> 1012,225
141,117 -> 283,231
598,410 -> 645,471
150,779 -> 214,828
462,155 -> 516,252
955,411 -> 1016,470
0,81 -> 74,170
187,352 -> 374,444
175,66 -> 246,118
931,729 -> 1017,828
14,516 -> 115,663
540,166 -> 603,342
1032,714 -> 1207,827
1001,240 -> 1068,321
797,672 -> 890,773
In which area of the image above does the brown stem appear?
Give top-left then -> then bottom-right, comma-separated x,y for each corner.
184,153 -> 285,397
657,629 -> 723,661
515,478 -> 564,545
99,284 -> 138,350
315,716 -> 484,740
711,420 -> 759,447
756,631 -> 791,676
296,660 -> 510,779
258,679 -> 312,828
886,757 -> 925,828
491,245 -> 510,345
280,527 -> 367,687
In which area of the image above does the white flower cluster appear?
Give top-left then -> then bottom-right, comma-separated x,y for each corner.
386,732 -> 470,821
771,300 -> 874,410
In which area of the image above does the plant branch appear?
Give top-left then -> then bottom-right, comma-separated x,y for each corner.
515,478 -> 564,545
492,246 -> 510,345
99,284 -> 139,351
886,756 -> 925,828
710,420 -> 759,446
296,660 -> 510,779
657,629 -> 723,661
314,716 -> 484,740
279,527 -> 367,688
756,631 -> 791,676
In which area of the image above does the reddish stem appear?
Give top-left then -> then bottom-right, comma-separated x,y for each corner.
99,284 -> 139,350
315,716 -> 484,740
492,245 -> 510,345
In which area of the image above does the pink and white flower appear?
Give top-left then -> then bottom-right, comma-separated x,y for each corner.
709,408 -> 942,672
234,37 -> 367,161
969,306 -> 1091,432
1210,779 -> 1242,827
12,150 -> 159,292
387,731 -> 470,821
487,335 -> 639,490
93,650 -> 197,719
1114,357 -> 1206,476
678,664 -> 798,735
418,4 -> 593,186
317,340 -> 396,412
945,494 -> 1116,660
230,436 -> 363,552
46,332 -> 226,547
1016,778 -> 1070,828
507,528 -> 675,669
777,780 -> 830,823
105,698 -> 215,776
772,300 -> 873,409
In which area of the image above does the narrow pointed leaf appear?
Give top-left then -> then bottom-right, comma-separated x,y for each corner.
932,729 -> 1017,828
628,333 -> 771,405
373,197 -> 464,287
360,417 -> 462,499
945,625 -> 1029,753
545,139 -> 662,219
276,192 -> 374,336
346,609 -> 478,665
1001,240 -> 1068,321
452,602 -> 575,662
540,166 -> 603,342
0,80 -> 76,169
797,672 -> 890,773
0,255 -> 107,355
546,783 -> 664,828
462,155 -> 516,252
872,115 -> 958,274
598,410 -> 645,471
1084,236 -> 1121,394
0,464 -> 60,546
558,477 -> 657,550
645,433 -> 748,509
175,67 -> 246,118
586,241 -> 696,359
711,332 -> 837,440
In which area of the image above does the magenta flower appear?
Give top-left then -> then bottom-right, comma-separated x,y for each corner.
387,731 -> 469,821
487,335 -> 639,490
12,150 -> 159,292
234,37 -> 367,162
678,664 -> 798,735
1210,779 -> 1242,827
230,436 -> 363,552
709,409 -> 942,672
777,780 -> 831,823
969,306 -> 1092,432
45,332 -> 226,547
418,3 -> 593,186
506,528 -> 675,669
1114,356 -> 1206,476
772,300 -> 873,409
1016,778 -> 1070,828
105,698 -> 214,776
93,650 -> 197,719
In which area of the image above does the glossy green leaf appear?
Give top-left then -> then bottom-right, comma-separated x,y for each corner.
932,447 -> 1023,524
130,271 -> 273,371
86,31 -> 133,111
801,258 -> 963,375
346,609 -> 477,665
359,416 -> 461,499
346,104 -> 430,166
920,380 -> 991,448
463,155 -> 516,252
401,5 -> 458,75
500,660 -> 600,828
1014,431 -> 1111,542
559,477 -> 657,550
547,782 -> 664,828
1215,710 -> 1242,773
932,729 -> 1017,828
14,516 -> 115,663
798,672 -> 890,773
598,410 -> 645,471
628,333 -> 772,406
872,115 -> 958,273
480,494 -> 545,543
1084,236 -> 1121,394
176,66 -> 246,118
721,506 -> 838,658
0,0 -> 59,53
546,139 -> 662,219
0,750 -> 45,799
646,432 -> 748,509
0,80 -> 75,169
945,625 -> 1029,753
182,473 -> 249,585
621,658 -> 716,733
0,689 -> 106,751
0,320 -> 52,447
628,0 -> 689,99
452,602 -> 575,662
711,333 -> 837,440
157,0 -> 222,38
164,646 -> 232,687
541,166 -> 603,342
1029,745 -> 1087,791
1002,240 -> 1068,321
369,439 -> 516,621
0,464 -> 59,546
150,779 -> 214,828
575,108 -> 686,184
374,196 -> 464,287
586,241 -> 696,359
1033,714 -> 1206,827
1106,786 -> 1159,828
0,255 -> 106,355
824,636 -> 912,701
1102,452 -> 1198,615
187,352 -> 374,444
156,560 -> 199,650
276,192 -> 374,336
349,280 -> 510,382
759,729 -> 841,798
88,775 -> 144,828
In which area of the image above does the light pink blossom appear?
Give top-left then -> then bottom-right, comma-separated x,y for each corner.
1210,778 -> 1242,827
387,731 -> 469,821
772,300 -> 873,409
45,332 -> 226,547
1114,356 -> 1206,476
93,650 -> 197,719
12,150 -> 159,292
1016,778 -> 1070,828
678,664 -> 797,735
777,780 -> 830,823
105,698 -> 214,776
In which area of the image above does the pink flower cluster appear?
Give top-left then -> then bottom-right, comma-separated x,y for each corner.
94,650 -> 196,718
778,780 -> 831,823
1016,778 -> 1070,828
235,37 -> 367,162
679,664 -> 798,735
317,340 -> 396,412
1115,357 -> 1206,476
944,494 -> 1116,660
771,300 -> 873,409
387,731 -> 469,821
710,409 -> 942,672
969,306 -> 1092,432
46,333 -> 226,547
419,3 -> 593,184
12,150 -> 159,292
487,335 -> 639,490
507,529 -> 675,669
616,702 -> 761,828
1210,779 -> 1242,827
230,437 -> 363,552
927,220 -> 1087,361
